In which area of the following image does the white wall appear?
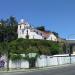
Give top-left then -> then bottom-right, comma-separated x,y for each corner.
1,54 -> 75,68
9,60 -> 29,69
46,56 -> 58,66
47,34 -> 57,41
36,55 -> 47,67
35,55 -> 58,67
35,54 -> 75,67
18,28 -> 43,39
21,60 -> 29,68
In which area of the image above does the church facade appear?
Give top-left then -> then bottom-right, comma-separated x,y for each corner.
18,19 -> 57,41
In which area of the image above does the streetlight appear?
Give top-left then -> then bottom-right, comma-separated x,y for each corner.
67,34 -> 75,64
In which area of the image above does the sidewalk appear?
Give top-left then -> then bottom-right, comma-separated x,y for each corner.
0,63 -> 74,73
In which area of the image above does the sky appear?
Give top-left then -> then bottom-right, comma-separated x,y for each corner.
0,0 -> 75,39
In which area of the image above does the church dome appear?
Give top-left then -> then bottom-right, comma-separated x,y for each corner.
20,19 -> 25,23
19,19 -> 31,28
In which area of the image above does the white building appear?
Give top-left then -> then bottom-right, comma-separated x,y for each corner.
18,19 -> 57,41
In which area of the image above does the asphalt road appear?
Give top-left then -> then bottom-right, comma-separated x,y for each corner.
0,64 -> 75,75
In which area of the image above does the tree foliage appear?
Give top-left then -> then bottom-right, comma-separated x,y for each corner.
0,16 -> 65,69
52,31 -> 59,38
8,39 -> 62,55
0,16 -> 63,56
36,26 -> 45,31
0,16 -> 18,42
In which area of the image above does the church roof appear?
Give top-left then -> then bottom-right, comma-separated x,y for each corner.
34,29 -> 53,39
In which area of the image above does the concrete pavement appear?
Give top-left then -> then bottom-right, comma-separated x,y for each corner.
0,64 -> 75,75
0,64 -> 73,73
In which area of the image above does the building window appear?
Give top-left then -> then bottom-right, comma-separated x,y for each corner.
24,26 -> 25,29
36,31 -> 38,34
20,25 -> 21,29
22,29 -> 24,34
40,33 -> 42,36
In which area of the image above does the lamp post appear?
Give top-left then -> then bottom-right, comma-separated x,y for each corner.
67,35 -> 71,64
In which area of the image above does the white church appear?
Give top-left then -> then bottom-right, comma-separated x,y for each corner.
18,19 -> 57,41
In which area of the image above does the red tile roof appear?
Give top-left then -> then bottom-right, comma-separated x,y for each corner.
34,29 -> 53,39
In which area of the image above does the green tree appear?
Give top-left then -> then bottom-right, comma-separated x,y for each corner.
9,39 -> 62,55
0,16 -> 18,42
52,31 -> 59,38
5,16 -> 18,41
50,43 -> 61,55
10,54 -> 22,61
36,26 -> 45,31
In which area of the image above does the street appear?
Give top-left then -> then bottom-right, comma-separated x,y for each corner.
0,64 -> 75,75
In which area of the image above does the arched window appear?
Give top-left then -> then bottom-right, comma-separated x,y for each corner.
36,31 -> 38,34
22,29 -> 24,34
20,25 -> 21,29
